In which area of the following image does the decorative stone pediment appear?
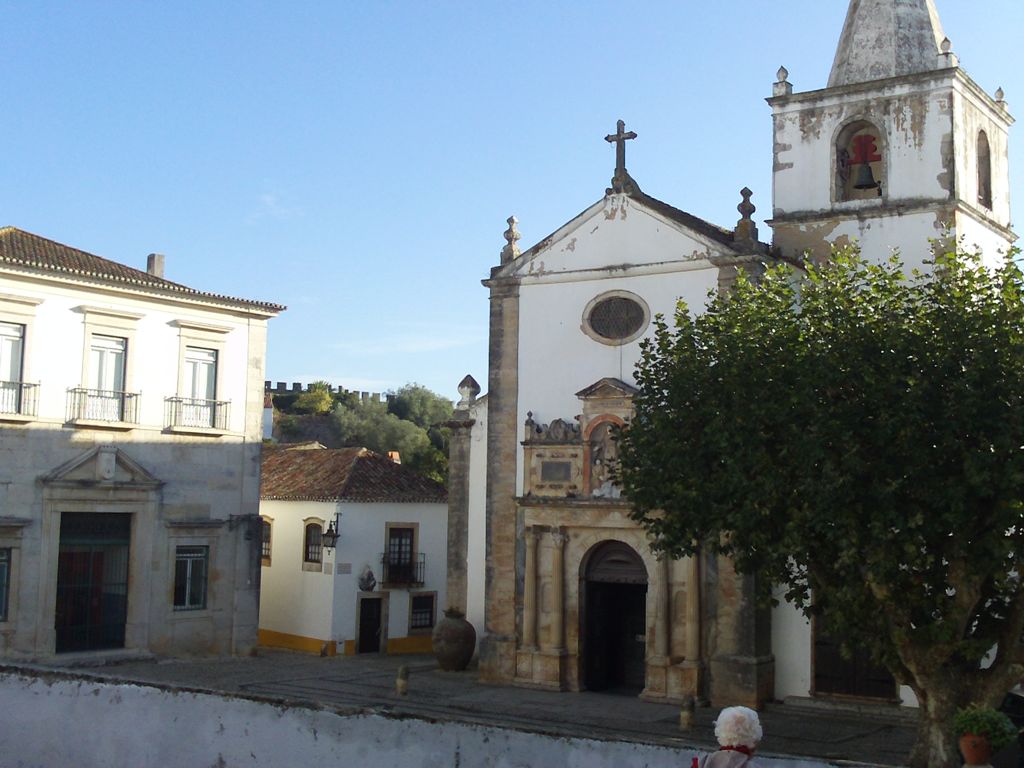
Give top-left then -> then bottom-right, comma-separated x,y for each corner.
39,445 -> 163,489
575,377 -> 638,401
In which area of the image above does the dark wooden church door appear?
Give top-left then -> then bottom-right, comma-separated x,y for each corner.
583,541 -> 648,694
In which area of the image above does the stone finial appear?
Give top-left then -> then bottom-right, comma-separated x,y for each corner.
734,187 -> 759,245
938,36 -> 958,68
500,216 -> 521,265
773,65 -> 793,97
456,374 -> 481,408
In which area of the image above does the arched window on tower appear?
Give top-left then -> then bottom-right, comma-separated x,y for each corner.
836,121 -> 885,202
978,130 -> 993,210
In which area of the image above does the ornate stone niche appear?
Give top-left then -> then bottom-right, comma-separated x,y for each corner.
522,413 -> 582,497
575,378 -> 638,497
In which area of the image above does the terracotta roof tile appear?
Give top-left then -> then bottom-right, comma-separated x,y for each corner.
0,227 -> 284,313
260,446 -> 448,504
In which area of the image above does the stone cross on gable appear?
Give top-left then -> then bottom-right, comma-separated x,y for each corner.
605,119 -> 637,193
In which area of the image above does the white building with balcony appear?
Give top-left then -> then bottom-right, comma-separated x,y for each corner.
0,227 -> 283,659
258,444 -> 447,656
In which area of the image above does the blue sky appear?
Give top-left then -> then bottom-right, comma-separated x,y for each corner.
2,1 -> 1021,400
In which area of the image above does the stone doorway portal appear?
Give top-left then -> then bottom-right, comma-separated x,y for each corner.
55,513 -> 131,653
583,541 -> 648,694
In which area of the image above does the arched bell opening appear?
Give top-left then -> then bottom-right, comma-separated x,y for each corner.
834,119 -> 886,202
580,540 -> 648,694
978,130 -> 993,210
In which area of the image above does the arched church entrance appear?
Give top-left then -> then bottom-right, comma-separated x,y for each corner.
582,541 -> 648,694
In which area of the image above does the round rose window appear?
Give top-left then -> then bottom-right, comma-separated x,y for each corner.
583,292 -> 649,345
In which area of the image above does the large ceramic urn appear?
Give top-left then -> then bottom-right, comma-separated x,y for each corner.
432,608 -> 476,671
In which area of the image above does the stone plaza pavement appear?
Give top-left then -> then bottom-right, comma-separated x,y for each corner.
42,649 -> 929,767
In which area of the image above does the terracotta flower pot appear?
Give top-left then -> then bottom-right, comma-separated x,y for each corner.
432,608 -> 476,671
959,733 -> 993,766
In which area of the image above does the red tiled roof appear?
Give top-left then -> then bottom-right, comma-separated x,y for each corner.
0,227 -> 285,313
260,446 -> 448,504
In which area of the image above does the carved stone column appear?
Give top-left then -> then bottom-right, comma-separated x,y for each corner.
443,375 -> 479,616
549,531 -> 567,652
479,277 -> 520,683
709,553 -> 774,708
523,527 -> 538,650
684,554 -> 701,661
654,557 -> 670,661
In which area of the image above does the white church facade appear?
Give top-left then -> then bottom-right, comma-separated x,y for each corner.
451,0 -> 1015,708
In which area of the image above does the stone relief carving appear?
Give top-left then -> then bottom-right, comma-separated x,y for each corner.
589,421 -> 621,498
524,412 -> 581,444
358,565 -> 377,592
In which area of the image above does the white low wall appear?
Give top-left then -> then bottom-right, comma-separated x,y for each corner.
0,670 -> 845,768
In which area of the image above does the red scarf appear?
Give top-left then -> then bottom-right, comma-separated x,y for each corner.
691,745 -> 754,766
721,745 -> 753,755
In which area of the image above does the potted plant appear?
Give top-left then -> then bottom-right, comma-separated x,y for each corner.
953,704 -> 1017,765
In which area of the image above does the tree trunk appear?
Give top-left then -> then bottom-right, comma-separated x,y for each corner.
908,687 -> 961,768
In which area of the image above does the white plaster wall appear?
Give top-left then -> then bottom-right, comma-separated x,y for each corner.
772,79 -> 954,216
328,501 -> 447,645
797,211 -> 944,272
3,276 -> 260,435
515,216 -> 719,496
0,672 -> 839,768
772,597 -> 813,700
258,499 -> 337,643
952,85 -> 1012,227
956,215 -> 1017,269
259,498 -> 447,646
466,395 -> 488,636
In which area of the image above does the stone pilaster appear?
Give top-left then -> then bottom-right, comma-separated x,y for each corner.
548,531 -> 567,652
522,527 -> 538,649
479,278 -> 520,684
709,554 -> 774,708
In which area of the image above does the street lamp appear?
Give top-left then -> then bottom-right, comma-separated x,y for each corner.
322,512 -> 341,550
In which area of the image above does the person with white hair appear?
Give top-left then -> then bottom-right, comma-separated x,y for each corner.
692,706 -> 763,767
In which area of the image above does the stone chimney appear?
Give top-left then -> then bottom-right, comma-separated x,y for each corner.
146,253 -> 165,278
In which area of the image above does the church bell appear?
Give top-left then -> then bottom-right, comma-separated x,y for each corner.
854,161 -> 879,190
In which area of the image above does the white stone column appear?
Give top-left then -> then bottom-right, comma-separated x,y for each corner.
523,527 -> 538,650
549,531 -> 567,652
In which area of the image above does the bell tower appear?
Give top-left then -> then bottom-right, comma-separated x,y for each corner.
768,0 -> 1015,270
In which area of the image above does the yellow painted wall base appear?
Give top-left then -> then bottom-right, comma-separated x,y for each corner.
258,628 -> 337,657
343,640 -> 356,656
387,635 -> 434,654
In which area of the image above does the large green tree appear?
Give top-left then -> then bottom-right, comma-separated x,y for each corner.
332,387 -> 452,484
617,246 -> 1024,768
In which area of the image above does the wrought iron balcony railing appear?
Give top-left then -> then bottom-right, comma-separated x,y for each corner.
165,397 -> 230,430
0,381 -> 38,417
379,552 -> 425,587
66,388 -> 139,424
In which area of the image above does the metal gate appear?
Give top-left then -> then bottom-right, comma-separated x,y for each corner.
55,513 -> 131,653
